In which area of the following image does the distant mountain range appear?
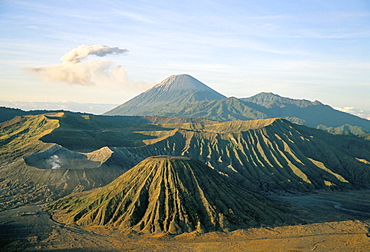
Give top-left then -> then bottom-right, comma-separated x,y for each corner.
105,74 -> 370,135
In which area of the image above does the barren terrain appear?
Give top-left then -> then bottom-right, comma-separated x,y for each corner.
1,113 -> 370,251
1,190 -> 369,251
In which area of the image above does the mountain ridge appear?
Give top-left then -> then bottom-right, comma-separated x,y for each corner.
242,92 -> 323,108
3,73 -> 369,135
1,112 -> 370,211
104,74 -> 370,135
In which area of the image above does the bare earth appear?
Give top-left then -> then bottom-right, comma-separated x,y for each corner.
1,190 -> 370,251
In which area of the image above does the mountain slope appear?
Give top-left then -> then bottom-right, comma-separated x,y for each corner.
0,153 -> 125,211
0,112 -> 218,211
242,92 -> 321,109
0,113 -> 129,210
50,156 -> 293,234
162,97 -> 268,121
0,114 -> 60,162
104,74 -> 226,116
242,92 -> 370,132
0,107 -> 28,123
112,118 -> 370,191
156,92 -> 370,135
103,74 -> 370,135
1,112 -> 370,211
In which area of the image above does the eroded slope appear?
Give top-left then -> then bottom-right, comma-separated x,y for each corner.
1,113 -> 370,211
50,156 -> 293,234
112,118 -> 370,191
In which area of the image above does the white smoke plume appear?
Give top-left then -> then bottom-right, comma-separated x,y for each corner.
25,44 -> 149,90
60,45 -> 128,63
47,155 -> 62,169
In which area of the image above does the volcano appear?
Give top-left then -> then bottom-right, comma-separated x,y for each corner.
104,74 -> 226,116
51,156 -> 291,234
103,74 -> 370,135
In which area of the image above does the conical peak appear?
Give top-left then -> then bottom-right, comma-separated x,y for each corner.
152,74 -> 215,92
104,74 -> 226,115
126,155 -> 200,177
111,156 -> 200,184
51,154 -> 290,234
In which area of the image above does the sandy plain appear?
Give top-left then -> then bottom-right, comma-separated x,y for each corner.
0,190 -> 369,251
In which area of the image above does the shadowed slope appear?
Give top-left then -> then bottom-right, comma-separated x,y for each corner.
111,118 -> 370,191
243,92 -> 370,132
162,97 -> 268,121
105,80 -> 370,135
51,156 -> 292,234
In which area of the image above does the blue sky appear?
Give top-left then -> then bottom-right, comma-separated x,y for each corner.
1,0 -> 370,116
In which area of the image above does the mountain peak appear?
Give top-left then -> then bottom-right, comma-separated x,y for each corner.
51,155 -> 289,234
248,92 -> 282,101
151,74 -> 217,92
104,74 -> 226,116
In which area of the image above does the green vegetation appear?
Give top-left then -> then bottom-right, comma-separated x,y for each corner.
106,84 -> 370,135
317,124 -> 367,135
157,94 -> 370,134
0,107 -> 28,123
162,97 -> 268,121
0,114 -> 59,162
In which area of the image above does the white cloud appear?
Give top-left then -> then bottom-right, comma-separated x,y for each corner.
25,44 -> 149,91
334,107 -> 370,120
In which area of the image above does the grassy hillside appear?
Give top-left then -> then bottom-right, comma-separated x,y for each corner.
0,113 -> 60,162
40,113 -> 167,151
0,107 -> 28,123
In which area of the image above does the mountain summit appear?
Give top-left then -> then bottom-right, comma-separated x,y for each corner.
151,74 -> 219,92
104,74 -> 226,116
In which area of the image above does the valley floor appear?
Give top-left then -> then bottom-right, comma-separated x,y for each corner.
1,191 -> 370,251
